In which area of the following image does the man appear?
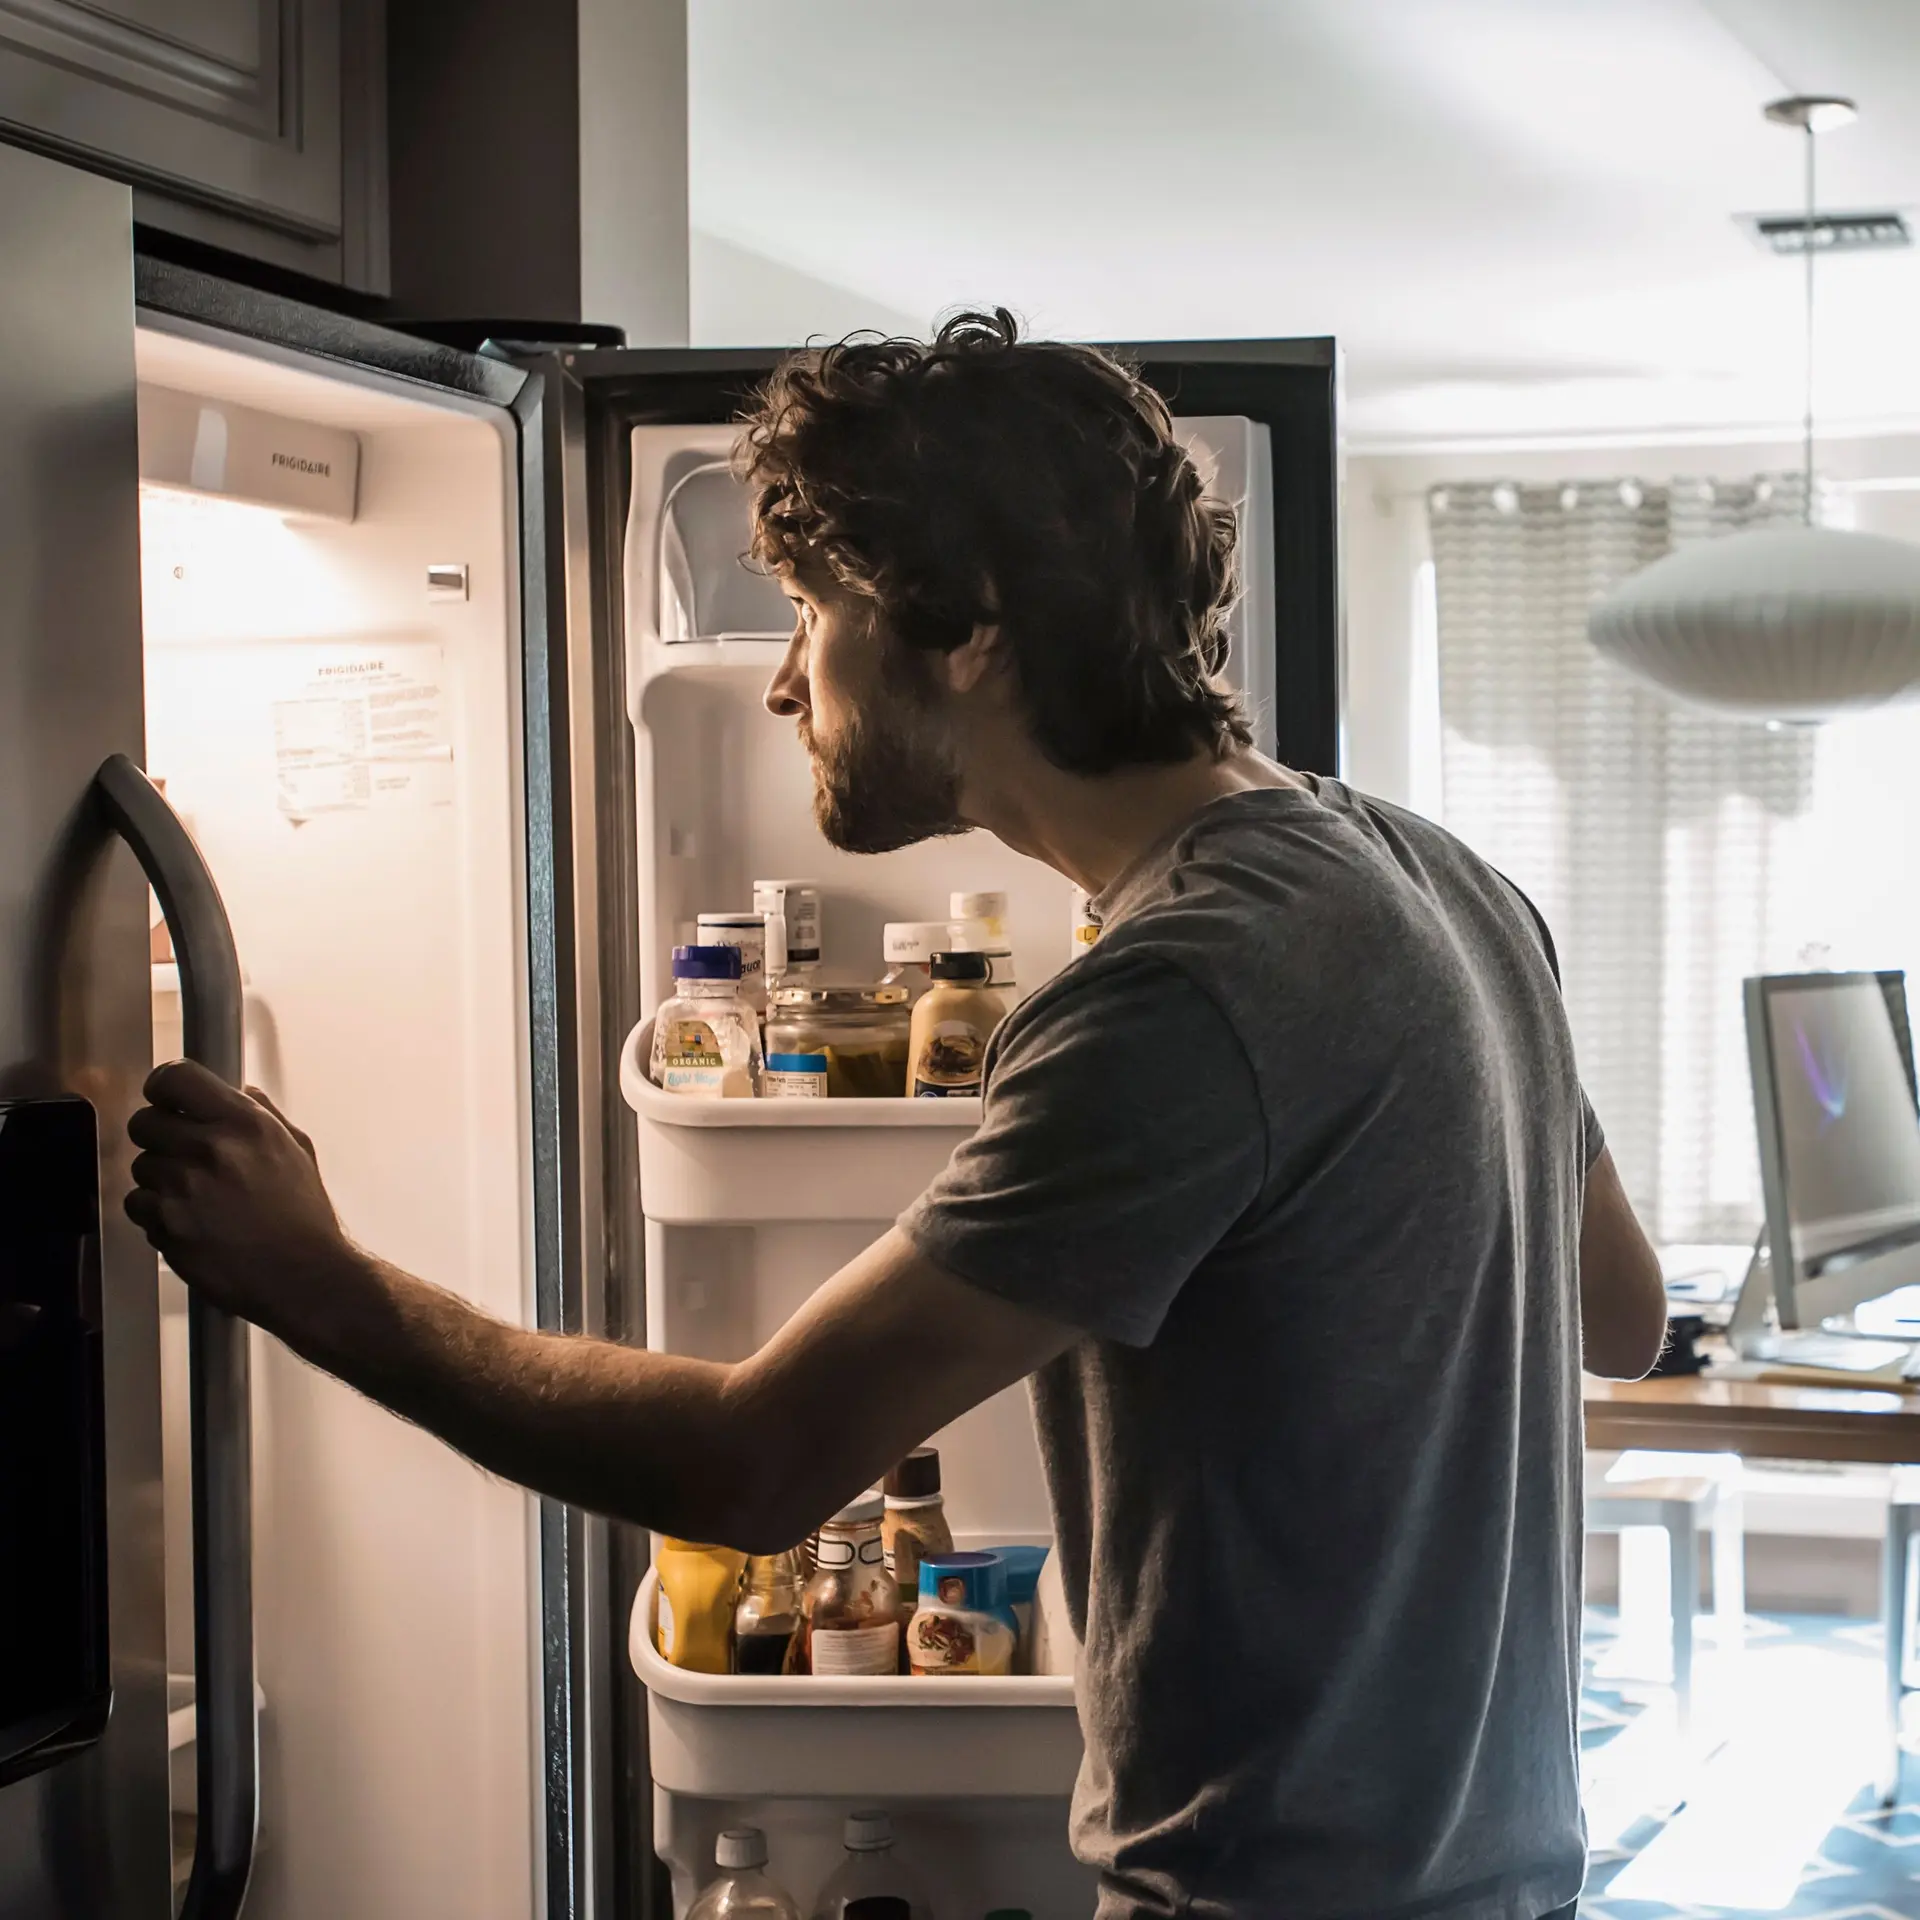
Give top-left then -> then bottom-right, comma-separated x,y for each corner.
127,310 -> 1666,1920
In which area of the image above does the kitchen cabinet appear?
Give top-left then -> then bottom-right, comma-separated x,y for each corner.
0,0 -> 386,291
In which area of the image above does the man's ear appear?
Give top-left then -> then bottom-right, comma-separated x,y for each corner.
940,621 -> 1003,696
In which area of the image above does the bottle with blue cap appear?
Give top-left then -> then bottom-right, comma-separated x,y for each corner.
649,945 -> 763,1097
905,1552 -> 1018,1677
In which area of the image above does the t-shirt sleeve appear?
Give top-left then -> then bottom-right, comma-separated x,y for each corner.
1581,1088 -> 1606,1170
899,953 -> 1267,1348
1496,869 -> 1607,1170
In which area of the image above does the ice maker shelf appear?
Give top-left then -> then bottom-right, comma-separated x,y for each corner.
631,1571 -> 1080,1799
622,1026 -> 979,1224
633,634 -> 789,697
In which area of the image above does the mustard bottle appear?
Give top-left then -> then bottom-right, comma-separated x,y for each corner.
655,1539 -> 747,1673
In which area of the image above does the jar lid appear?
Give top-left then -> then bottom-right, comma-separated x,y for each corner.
715,1827 -> 768,1869
917,1549 -> 1009,1610
696,911 -> 765,930
825,1489 -> 884,1526
883,1446 -> 941,1500
671,944 -> 741,980
769,982 -> 909,1011
842,1808 -> 894,1852
929,950 -> 991,982
845,1901 -> 910,1920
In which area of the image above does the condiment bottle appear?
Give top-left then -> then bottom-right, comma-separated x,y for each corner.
654,1539 -> 747,1674
906,952 -> 1005,1099
733,1550 -> 802,1675
800,1492 -> 900,1676
879,921 -> 961,1002
696,910 -> 771,1015
650,945 -> 762,1097
950,890 -> 1016,996
1070,885 -> 1101,956
752,878 -> 822,988
687,1827 -> 803,1920
882,1449 -> 952,1649
905,1552 -> 1018,1677
810,1810 -> 936,1920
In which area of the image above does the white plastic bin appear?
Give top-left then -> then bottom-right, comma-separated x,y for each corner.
620,1022 -> 980,1224
630,1570 -> 1081,1799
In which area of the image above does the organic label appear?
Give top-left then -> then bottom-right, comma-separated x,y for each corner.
662,1019 -> 727,1094
808,1621 -> 900,1677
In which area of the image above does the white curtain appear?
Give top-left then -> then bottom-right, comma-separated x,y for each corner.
1427,475 -> 1819,1245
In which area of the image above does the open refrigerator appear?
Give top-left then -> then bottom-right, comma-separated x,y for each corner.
0,140 -> 1339,1920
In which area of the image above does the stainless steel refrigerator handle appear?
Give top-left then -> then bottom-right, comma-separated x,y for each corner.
93,754 -> 257,1920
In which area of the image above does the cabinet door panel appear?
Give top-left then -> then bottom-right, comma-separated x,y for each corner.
0,0 -> 338,239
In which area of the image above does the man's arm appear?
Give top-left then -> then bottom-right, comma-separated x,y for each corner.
1579,1146 -> 1667,1380
125,1063 -> 1074,1551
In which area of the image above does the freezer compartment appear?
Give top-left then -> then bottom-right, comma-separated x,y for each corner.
632,1565 -> 1080,1799
134,321 -> 540,1920
621,1023 -> 979,1223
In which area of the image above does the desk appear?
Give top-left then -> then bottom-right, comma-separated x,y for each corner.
1585,1372 -> 1920,1465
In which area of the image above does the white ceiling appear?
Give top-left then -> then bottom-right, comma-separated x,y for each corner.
688,0 -> 1920,448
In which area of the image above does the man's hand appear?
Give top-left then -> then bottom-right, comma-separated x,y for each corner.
125,1061 -> 360,1345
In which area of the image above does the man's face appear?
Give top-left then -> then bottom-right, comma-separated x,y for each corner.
763,572 -> 967,854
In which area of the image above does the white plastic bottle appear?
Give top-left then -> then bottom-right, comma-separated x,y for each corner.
810,1809 -> 936,1920
649,944 -> 762,1097
688,1828 -> 802,1920
950,889 -> 1016,996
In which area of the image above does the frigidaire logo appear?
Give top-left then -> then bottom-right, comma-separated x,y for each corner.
271,451 -> 330,476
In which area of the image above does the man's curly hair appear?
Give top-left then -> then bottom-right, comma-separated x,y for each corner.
736,308 -> 1251,776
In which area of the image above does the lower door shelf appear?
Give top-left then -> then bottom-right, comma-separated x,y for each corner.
631,1570 -> 1083,1798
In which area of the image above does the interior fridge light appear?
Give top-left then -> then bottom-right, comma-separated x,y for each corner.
139,385 -> 360,523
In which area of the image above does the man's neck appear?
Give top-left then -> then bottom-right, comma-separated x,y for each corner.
965,748 -> 1310,897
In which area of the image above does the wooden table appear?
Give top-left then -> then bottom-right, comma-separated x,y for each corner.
1585,1371 -> 1920,1465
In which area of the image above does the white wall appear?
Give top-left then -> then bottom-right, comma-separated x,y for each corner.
580,0 -> 690,346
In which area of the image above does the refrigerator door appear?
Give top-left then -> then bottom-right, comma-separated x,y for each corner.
0,147 -> 172,1917
126,266 -> 615,1919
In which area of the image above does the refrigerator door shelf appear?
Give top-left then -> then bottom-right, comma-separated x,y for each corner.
631,1571 -> 1080,1799
622,1022 -> 979,1224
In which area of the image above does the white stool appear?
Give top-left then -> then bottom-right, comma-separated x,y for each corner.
1586,1463 -> 1745,1736
1880,1466 -> 1920,1801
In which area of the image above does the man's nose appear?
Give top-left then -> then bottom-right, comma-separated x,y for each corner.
764,626 -> 809,719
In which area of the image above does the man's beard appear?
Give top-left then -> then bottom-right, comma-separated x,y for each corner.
803,649 -> 967,855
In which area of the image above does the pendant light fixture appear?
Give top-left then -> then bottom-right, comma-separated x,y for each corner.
1588,95 -> 1920,723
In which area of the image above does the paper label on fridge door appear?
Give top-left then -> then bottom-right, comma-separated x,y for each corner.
806,1621 -> 899,1676
273,651 -> 453,824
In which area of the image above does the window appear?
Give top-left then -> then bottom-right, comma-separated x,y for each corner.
1424,474 -> 1916,1246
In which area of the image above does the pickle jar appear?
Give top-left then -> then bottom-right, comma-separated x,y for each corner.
763,982 -> 911,1099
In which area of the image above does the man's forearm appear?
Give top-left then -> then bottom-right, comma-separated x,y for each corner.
278,1245 -> 773,1543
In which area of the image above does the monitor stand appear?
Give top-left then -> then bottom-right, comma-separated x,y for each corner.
1729,1236 -> 1917,1374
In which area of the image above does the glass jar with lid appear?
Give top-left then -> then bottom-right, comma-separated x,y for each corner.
763,982 -> 911,1098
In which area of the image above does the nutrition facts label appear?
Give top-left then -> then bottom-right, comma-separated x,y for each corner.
273,649 -> 452,823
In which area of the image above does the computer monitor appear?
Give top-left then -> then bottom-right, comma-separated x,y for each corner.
1745,969 -> 1920,1329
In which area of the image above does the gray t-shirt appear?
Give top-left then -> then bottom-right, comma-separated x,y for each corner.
901,778 -> 1598,1920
